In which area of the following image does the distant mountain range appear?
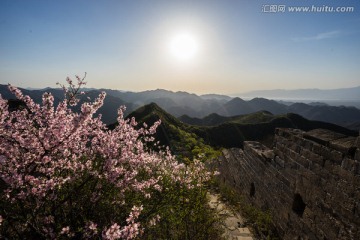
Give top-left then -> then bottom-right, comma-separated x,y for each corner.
1,84 -> 360,130
239,86 -> 360,101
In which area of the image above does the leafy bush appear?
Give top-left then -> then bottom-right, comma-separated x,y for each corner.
0,76 -> 218,239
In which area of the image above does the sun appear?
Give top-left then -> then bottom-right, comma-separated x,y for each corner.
169,32 -> 199,61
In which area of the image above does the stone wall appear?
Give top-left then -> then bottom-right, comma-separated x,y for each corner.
214,128 -> 360,239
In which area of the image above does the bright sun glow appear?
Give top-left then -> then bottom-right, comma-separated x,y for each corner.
169,32 -> 199,61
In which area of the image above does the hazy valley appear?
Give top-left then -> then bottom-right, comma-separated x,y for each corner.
2,84 -> 359,131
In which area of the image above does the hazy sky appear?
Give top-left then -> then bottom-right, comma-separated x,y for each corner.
1,0 -> 360,94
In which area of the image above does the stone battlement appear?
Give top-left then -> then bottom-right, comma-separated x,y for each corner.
214,128 -> 360,239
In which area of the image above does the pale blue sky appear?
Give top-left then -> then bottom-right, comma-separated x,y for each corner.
1,0 -> 359,94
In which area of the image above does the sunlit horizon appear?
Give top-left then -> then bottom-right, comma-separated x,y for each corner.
1,0 -> 360,95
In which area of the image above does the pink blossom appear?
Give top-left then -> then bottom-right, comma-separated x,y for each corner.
0,79 -> 214,239
60,226 -> 70,235
103,223 -> 121,240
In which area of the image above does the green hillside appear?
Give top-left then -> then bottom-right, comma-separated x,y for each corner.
109,103 -> 221,163
109,103 -> 358,158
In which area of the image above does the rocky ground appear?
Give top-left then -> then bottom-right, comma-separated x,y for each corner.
208,192 -> 255,240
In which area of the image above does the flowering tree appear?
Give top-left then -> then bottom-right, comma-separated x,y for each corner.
0,76 -> 216,239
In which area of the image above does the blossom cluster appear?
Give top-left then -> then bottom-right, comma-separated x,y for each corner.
0,77 -> 214,239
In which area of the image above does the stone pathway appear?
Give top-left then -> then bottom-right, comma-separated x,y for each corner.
208,193 -> 255,240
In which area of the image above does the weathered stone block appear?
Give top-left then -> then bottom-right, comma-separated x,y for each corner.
296,155 -> 310,168
329,136 -> 357,154
305,129 -> 346,144
341,157 -> 354,171
355,149 -> 360,161
274,156 -> 285,168
354,160 -> 360,175
312,143 -> 326,157
326,150 -> 343,165
311,154 -> 325,167
303,140 -> 314,151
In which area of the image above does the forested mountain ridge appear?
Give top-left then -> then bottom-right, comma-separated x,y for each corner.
1,85 -> 359,130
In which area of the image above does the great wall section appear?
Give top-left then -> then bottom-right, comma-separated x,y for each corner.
212,128 -> 360,239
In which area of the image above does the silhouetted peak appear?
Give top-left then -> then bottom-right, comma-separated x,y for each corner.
230,97 -> 245,101
250,97 -> 276,103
